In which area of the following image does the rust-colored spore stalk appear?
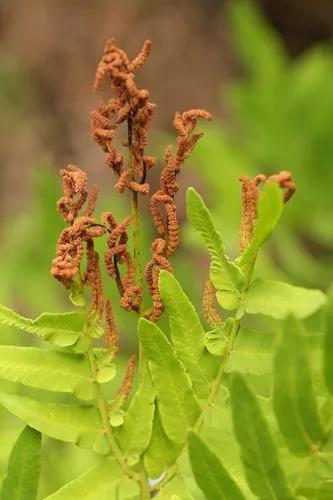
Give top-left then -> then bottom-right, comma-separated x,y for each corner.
239,170 -> 296,252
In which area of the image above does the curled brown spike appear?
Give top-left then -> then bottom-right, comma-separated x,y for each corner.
146,108 -> 211,320
128,40 -> 152,72
85,184 -> 99,217
105,300 -> 120,356
91,38 -> 156,198
267,170 -> 296,202
102,212 -> 142,312
145,238 -> 173,321
51,216 -> 106,289
203,277 -> 223,328
57,165 -> 89,224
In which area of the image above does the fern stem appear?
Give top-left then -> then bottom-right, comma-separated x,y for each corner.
194,315 -> 241,433
138,459 -> 151,499
128,117 -> 144,310
84,320 -> 140,482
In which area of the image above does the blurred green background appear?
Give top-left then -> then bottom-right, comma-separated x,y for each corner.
0,0 -> 332,496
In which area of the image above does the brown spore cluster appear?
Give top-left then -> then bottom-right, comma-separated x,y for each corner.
51,38 -> 211,334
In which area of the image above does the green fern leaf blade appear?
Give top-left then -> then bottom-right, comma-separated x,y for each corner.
0,305 -> 86,346
186,187 -> 245,293
139,318 -> 200,444
242,279 -> 326,319
0,392 -> 103,450
231,374 -> 295,499
116,361 -> 155,460
324,288 -> 333,396
0,346 -> 94,400
1,426 -> 41,500
225,327 -> 274,375
44,458 -> 138,499
159,270 -> 211,398
273,318 -> 325,456
144,405 -> 182,479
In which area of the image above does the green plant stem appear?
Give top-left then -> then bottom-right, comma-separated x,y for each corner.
194,315 -> 241,433
138,459 -> 151,499
84,321 -> 140,483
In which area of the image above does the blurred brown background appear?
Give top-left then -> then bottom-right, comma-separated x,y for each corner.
1,0 -> 332,220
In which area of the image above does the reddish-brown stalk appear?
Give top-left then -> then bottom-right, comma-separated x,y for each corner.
239,170 -> 296,252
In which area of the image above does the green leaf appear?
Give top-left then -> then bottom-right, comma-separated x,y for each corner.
159,270 -> 211,398
139,319 -> 201,443
0,306 -> 85,347
188,433 -> 246,500
144,405 -> 182,479
1,426 -> 41,500
116,361 -> 155,459
228,0 -> 286,84
316,480 -> 333,499
242,279 -> 326,319
238,182 -> 284,273
139,319 -> 200,444
231,374 -> 294,499
44,458 -> 138,499
225,327 -> 274,375
324,287 -> 333,396
186,187 -> 246,293
156,475 -> 195,499
273,318 -> 325,456
0,392 -> 103,451
0,346 -> 94,400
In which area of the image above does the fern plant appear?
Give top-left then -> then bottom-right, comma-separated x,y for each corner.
0,37 -> 331,500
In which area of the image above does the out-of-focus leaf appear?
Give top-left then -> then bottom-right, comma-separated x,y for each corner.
273,318 -> 325,456
231,374 -> 294,499
324,287 -> 333,396
225,327 -> 274,375
188,433 -> 246,500
1,426 -> 41,500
